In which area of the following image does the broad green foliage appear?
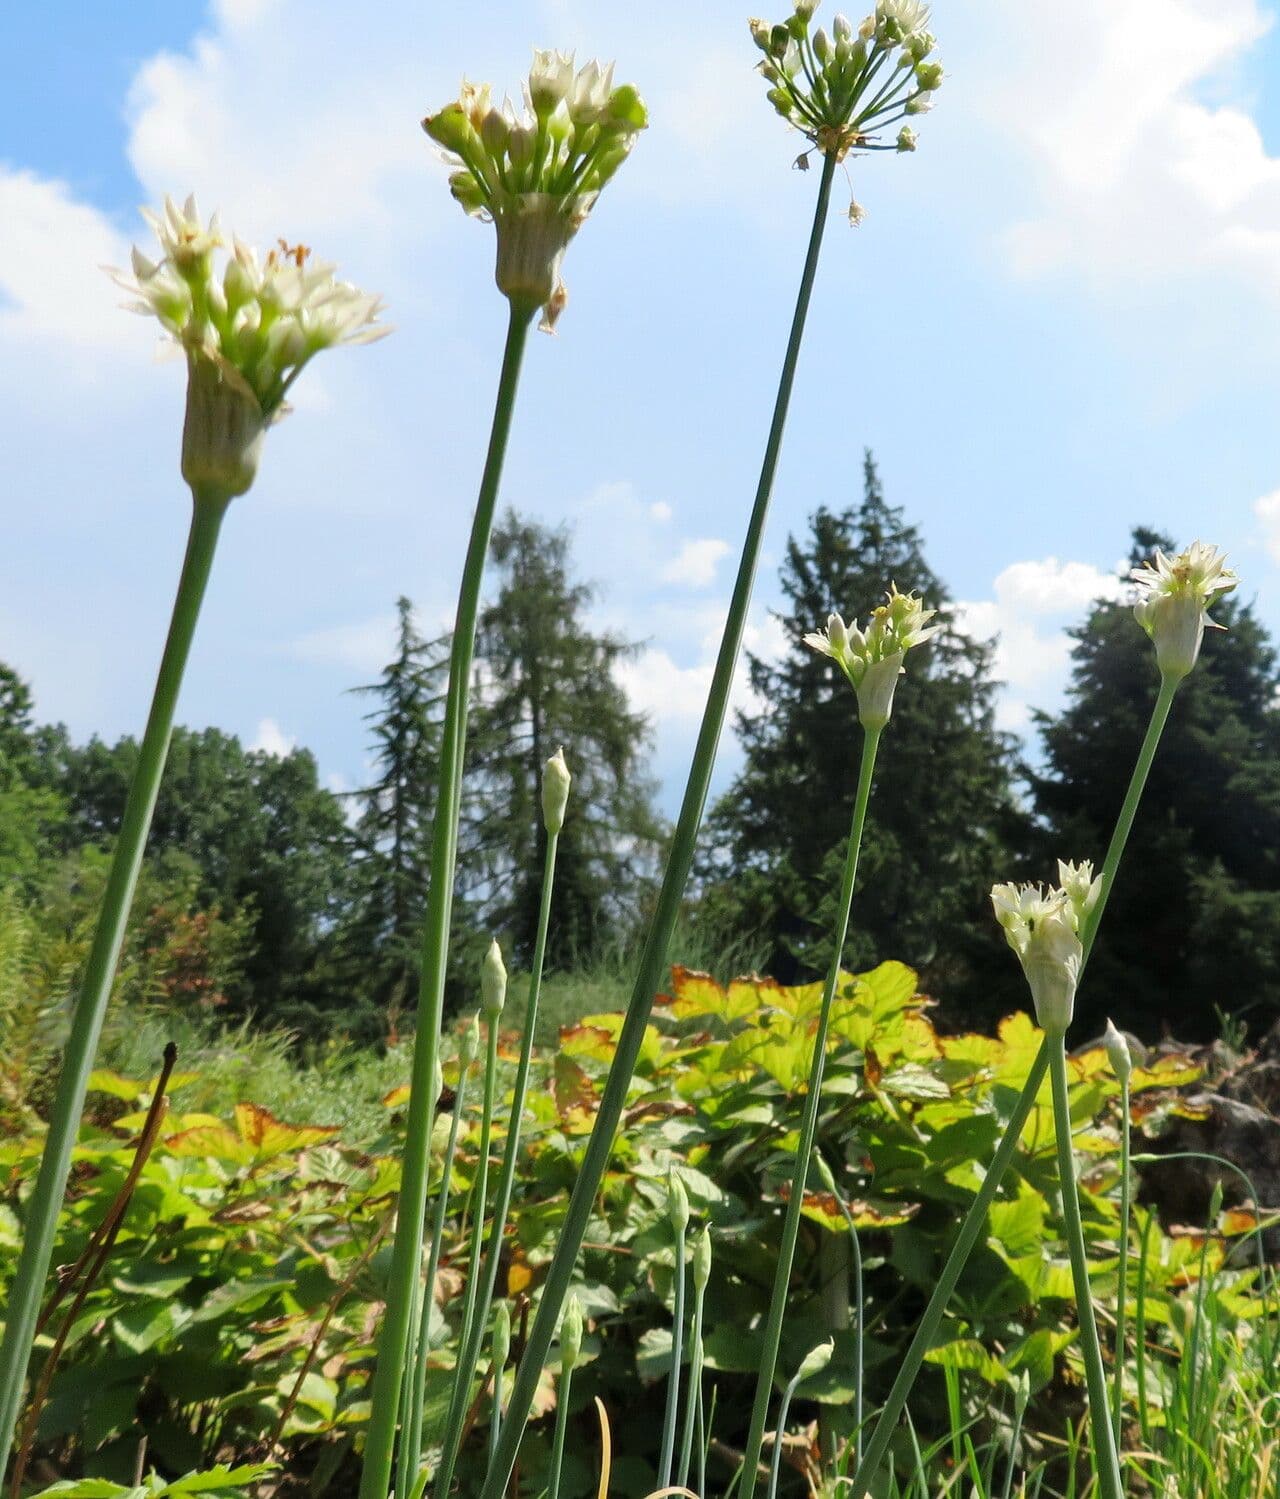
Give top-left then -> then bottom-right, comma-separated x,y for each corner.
4,962 -> 1267,1494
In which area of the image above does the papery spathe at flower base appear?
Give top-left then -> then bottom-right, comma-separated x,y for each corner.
1131,540 -> 1237,681
796,1338 -> 836,1383
423,52 -> 647,331
542,746 -> 572,835
803,585 -> 938,730
480,938 -> 508,1018
111,195 -> 388,500
991,877 -> 1084,1033
1104,1018 -> 1133,1084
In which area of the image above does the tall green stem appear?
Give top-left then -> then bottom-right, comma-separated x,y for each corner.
475,155 -> 838,1499
740,724 -> 881,1496
359,302 -> 533,1499
677,1264 -> 707,1490
766,1366 -> 809,1499
658,1222 -> 687,1491
0,489 -> 228,1471
1048,1030 -> 1123,1499
545,1365 -> 574,1499
1112,1072 -> 1131,1451
432,832 -> 559,1495
846,1042 -> 1050,1498
398,1062 -> 473,1498
1083,674 -> 1178,958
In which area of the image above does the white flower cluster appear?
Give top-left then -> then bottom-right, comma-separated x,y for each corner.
111,196 -> 387,498
1131,540 -> 1237,681
750,0 -> 942,162
990,860 -> 1102,1033
423,53 -> 647,330
804,585 -> 938,729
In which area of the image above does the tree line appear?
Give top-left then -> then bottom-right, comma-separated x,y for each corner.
4,472 -> 1279,1044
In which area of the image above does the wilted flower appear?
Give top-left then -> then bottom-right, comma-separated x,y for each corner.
111,195 -> 388,499
480,938 -> 508,1019
423,53 -> 647,331
1131,541 -> 1238,681
542,746 -> 572,835
804,585 -> 938,730
750,0 -> 942,164
990,878 -> 1084,1033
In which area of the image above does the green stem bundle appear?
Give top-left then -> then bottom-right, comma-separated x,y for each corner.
0,489 -> 229,1470
474,154 -> 839,1499
739,724 -> 881,1495
358,302 -> 534,1499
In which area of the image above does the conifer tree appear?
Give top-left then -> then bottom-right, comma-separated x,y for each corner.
1032,527 -> 1280,1039
464,511 -> 663,968
700,452 -> 1025,1017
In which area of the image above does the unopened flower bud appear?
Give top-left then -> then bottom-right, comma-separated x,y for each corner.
915,60 -> 944,89
833,12 -> 853,39
1103,1019 -> 1132,1085
461,1013 -> 482,1067
796,1338 -> 835,1383
1209,1179 -> 1224,1221
693,1226 -> 712,1292
542,746 -> 572,834
770,23 -> 792,55
491,1301 -> 512,1368
667,1170 -> 690,1234
813,27 -> 831,60
480,938 -> 508,1019
560,1293 -> 584,1373
896,125 -> 918,152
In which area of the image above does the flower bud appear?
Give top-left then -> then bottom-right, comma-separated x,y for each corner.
833,12 -> 853,39
542,746 -> 572,835
915,60 -> 944,89
461,1013 -> 482,1067
480,938 -> 508,1019
813,27 -> 831,60
1103,1019 -> 1132,1085
667,1169 -> 690,1234
606,84 -> 648,130
896,125 -> 918,152
796,1338 -> 835,1383
749,17 -> 773,49
693,1226 -> 712,1292
491,1301 -> 512,1369
1209,1179 -> 1224,1221
770,23 -> 792,55
560,1293 -> 584,1373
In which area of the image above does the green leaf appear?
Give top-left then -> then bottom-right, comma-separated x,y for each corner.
923,1338 -> 1011,1387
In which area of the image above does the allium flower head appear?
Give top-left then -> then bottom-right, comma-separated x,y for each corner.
1130,541 -> 1237,681
1103,1018 -> 1133,1084
990,873 -> 1087,1033
111,195 -> 388,499
803,585 -> 938,729
423,52 -> 647,331
750,0 -> 942,166
1056,858 -> 1103,926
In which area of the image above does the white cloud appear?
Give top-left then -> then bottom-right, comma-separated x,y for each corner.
249,716 -> 295,756
1255,488 -> 1280,562
989,0 -> 1280,297
955,557 -> 1123,731
650,501 -> 673,522
662,538 -> 731,588
286,614 -> 397,675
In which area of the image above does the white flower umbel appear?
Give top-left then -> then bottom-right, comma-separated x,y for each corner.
1131,540 -> 1237,682
112,196 -> 388,501
1057,858 -> 1103,926
804,585 -> 938,730
991,878 -> 1085,1034
423,55 -> 647,331
750,0 -> 943,163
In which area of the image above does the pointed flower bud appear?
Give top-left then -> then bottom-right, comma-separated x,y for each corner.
1103,1019 -> 1132,1085
560,1292 -> 584,1374
109,197 -> 387,501
667,1169 -> 690,1234
461,1013 -> 482,1067
693,1226 -> 713,1292
803,586 -> 939,731
796,1338 -> 835,1383
491,1301 -> 512,1369
990,875 -> 1085,1034
896,125 -> 918,151
480,938 -> 508,1019
542,746 -> 572,835
423,53 -> 646,331
1130,541 -> 1237,682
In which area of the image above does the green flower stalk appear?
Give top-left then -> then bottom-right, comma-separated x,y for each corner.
489,1301 -> 512,1463
1104,1018 -> 1134,1452
359,57 -> 644,1499
740,588 -> 935,1496
423,54 -> 648,332
0,196 -> 386,1471
477,17 -> 935,1495
767,1340 -> 834,1499
431,751 -> 569,1498
658,1171 -> 691,1491
678,1226 -> 712,1491
546,1295 -> 584,1499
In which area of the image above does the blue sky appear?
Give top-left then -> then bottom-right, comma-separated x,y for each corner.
4,0 -> 1280,814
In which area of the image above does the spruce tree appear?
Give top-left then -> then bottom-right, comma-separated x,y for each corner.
463,511 -> 663,968
700,452 -> 1025,1018
1031,527 -> 1280,1040
337,597 -> 450,1035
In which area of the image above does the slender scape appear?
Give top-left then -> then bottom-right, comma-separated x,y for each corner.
358,302 -> 534,1499
475,153 -> 838,1499
0,490 -> 228,1470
